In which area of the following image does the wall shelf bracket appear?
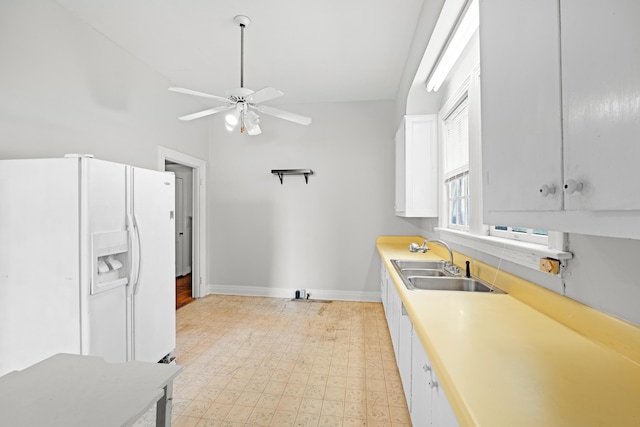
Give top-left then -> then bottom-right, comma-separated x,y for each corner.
271,169 -> 314,184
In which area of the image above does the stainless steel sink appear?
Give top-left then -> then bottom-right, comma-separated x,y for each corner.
406,277 -> 505,293
390,259 -> 506,294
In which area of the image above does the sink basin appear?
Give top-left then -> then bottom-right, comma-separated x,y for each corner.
392,260 -> 448,270
402,269 -> 448,277
406,277 -> 505,293
391,259 -> 452,278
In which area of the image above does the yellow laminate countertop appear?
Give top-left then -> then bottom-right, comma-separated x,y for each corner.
377,236 -> 640,427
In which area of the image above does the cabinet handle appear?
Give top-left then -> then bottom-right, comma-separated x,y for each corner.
539,184 -> 556,197
430,380 -> 439,389
564,179 -> 583,194
423,364 -> 431,373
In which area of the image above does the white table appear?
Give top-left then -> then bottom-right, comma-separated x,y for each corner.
0,353 -> 183,427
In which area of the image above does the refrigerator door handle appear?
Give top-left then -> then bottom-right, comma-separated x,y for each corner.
132,214 -> 143,295
127,213 -> 141,292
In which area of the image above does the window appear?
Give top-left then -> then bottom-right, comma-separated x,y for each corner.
443,98 -> 470,231
447,172 -> 470,230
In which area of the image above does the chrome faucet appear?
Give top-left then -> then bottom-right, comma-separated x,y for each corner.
411,239 -> 460,276
428,240 -> 452,264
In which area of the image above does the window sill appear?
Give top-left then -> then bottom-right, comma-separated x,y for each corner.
435,228 -> 573,273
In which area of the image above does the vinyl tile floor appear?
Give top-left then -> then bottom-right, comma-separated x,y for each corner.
135,294 -> 412,427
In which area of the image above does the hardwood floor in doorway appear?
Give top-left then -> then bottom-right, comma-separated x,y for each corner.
176,274 -> 194,310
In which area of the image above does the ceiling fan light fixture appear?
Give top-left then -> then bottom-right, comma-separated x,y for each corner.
225,109 -> 240,128
245,110 -> 261,135
246,123 -> 262,136
246,110 -> 259,124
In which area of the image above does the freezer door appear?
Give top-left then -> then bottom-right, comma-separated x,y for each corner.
0,159 -> 81,376
131,167 -> 176,362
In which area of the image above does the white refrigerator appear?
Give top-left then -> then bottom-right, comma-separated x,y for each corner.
0,156 -> 176,376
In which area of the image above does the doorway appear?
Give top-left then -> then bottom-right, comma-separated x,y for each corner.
165,161 -> 195,308
158,147 -> 207,309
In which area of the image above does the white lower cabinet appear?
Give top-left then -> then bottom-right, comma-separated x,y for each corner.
381,260 -> 460,427
387,275 -> 400,361
410,332 -> 459,427
383,261 -> 411,387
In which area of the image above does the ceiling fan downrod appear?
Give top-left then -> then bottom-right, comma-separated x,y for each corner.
234,15 -> 251,89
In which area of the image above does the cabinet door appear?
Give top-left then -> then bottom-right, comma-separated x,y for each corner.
395,122 -> 407,215
388,280 -> 401,361
382,263 -> 400,360
480,0 -> 563,215
380,261 -> 388,313
395,115 -> 439,217
398,303 -> 413,409
411,332 -> 432,427
432,368 -> 461,427
560,0 -> 640,211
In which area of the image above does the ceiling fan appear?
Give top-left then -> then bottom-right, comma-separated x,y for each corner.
169,15 -> 312,135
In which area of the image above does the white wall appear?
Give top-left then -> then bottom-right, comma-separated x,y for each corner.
207,101 -> 426,299
562,234 -> 640,325
0,0 -> 208,168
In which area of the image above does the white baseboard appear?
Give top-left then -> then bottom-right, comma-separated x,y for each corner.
206,284 -> 381,303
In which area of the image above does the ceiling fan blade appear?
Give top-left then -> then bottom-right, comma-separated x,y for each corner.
178,106 -> 232,121
254,105 -> 312,126
245,87 -> 284,105
169,87 -> 229,103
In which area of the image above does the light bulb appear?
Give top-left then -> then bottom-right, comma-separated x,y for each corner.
225,112 -> 239,127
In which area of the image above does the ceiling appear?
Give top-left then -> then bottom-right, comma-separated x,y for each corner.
55,0 -> 426,106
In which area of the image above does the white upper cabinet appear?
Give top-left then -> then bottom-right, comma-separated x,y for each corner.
480,0 -> 640,238
480,0 -> 563,214
560,0 -> 640,211
395,115 -> 439,217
